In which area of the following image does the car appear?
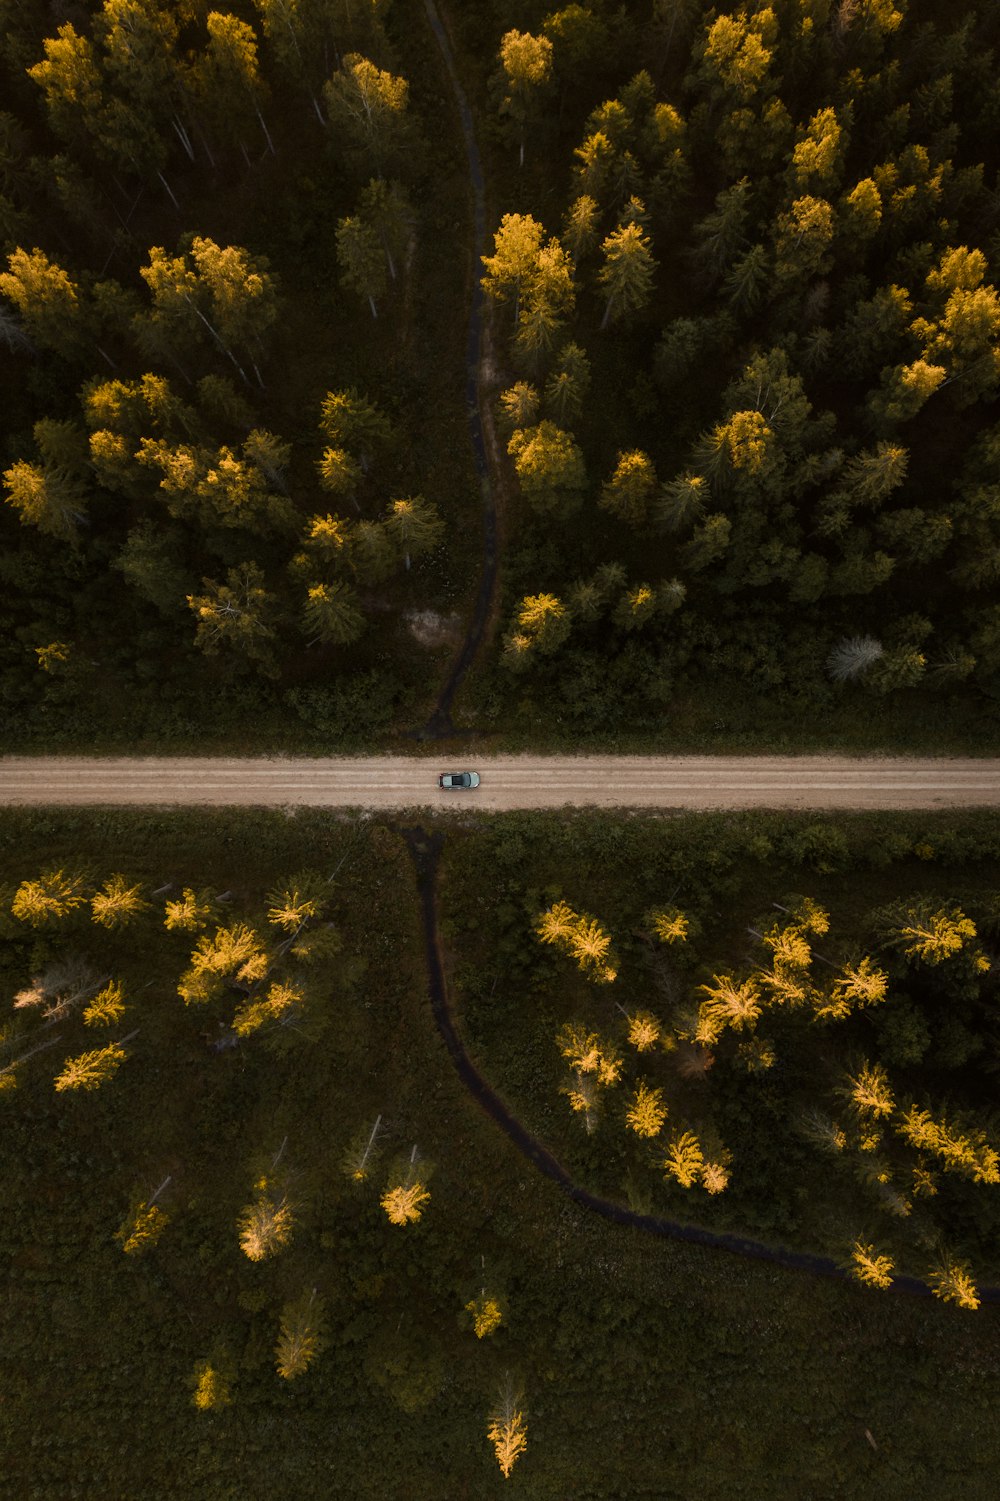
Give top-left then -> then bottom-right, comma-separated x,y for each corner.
438,771 -> 480,789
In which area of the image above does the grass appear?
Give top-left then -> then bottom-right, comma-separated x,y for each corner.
2,807 -> 1000,1496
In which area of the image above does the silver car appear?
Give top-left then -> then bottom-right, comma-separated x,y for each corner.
438,771 -> 480,789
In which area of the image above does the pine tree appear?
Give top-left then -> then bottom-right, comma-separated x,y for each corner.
381,1146 -> 430,1225
626,1011 -> 661,1052
302,581 -> 365,646
507,422 -> 585,516
383,495 -> 444,570
117,1200 -> 170,1256
562,195 -> 599,262
336,214 -> 388,318
625,1082 -> 668,1138
543,343 -> 590,423
11,869 -> 86,926
192,1360 -> 232,1411
239,1180 -> 294,1261
598,222 -> 656,328
465,1294 -> 503,1338
495,30 -> 552,166
827,636 -> 884,682
83,980 -> 127,1028
164,888 -> 218,932
187,565 -> 277,669
0,247 -> 84,358
844,1061 -> 895,1118
599,450 -> 657,526
275,1289 -> 325,1379
341,1115 -> 384,1182
487,1382 -> 528,1479
695,975 -> 762,1043
662,1130 -> 704,1188
928,1254 -> 980,1311
481,213 -> 545,323
91,874 -> 149,930
847,1240 -> 894,1290
54,1043 -> 127,1093
323,53 -> 410,173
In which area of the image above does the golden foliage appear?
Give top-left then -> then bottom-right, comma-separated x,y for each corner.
896,1105 -> 999,1183
381,1182 -> 430,1226
627,1011 -> 660,1052
556,1022 -> 621,1084
625,1081 -> 667,1139
738,1036 -> 776,1072
662,1130 -> 704,1188
83,980 -> 127,1028
648,906 -> 689,945
192,1362 -> 231,1411
90,874 -> 149,929
232,981 -> 304,1037
238,1185 -> 294,1261
164,887 -> 217,932
488,1408 -> 528,1479
696,974 -> 762,1043
118,1203 -> 170,1256
11,869 -> 86,926
928,1254 -> 980,1311
266,873 -> 327,932
466,1295 -> 503,1339
534,901 -> 618,982
849,1241 -> 894,1290
897,907 -> 977,964
845,1061 -> 895,1118
701,1160 -> 730,1195
53,1042 -> 126,1093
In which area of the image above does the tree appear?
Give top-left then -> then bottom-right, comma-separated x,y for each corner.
488,1383 -> 528,1479
0,247 -> 84,358
889,903 -> 977,964
189,11 -> 271,158
481,213 -> 545,323
239,1180 -> 294,1261
600,450 -> 657,526
342,1115 -> 384,1182
697,9 -> 777,100
507,422 -> 585,516
662,1130 -> 704,1188
4,446 -> 89,543
139,239 -> 279,387
192,1361 -> 232,1411
928,1254 -> 980,1311
117,1199 -> 170,1255
494,30 -> 553,166
826,636 -> 884,682
275,1289 -> 325,1379
336,214 -> 387,317
28,25 -> 105,152
543,343 -> 590,423
791,106 -> 845,191
649,907 -> 690,944
358,177 -> 413,280
323,54 -> 410,173
693,178 -> 751,279
514,237 -> 575,367
563,194 -> 599,263
383,495 -> 444,569
498,382 -> 539,433
54,1043 -> 127,1093
695,975 -> 762,1043
625,1082 -> 667,1138
187,565 -> 278,669
598,222 -> 656,327
164,888 -> 218,932
91,874 -> 149,930
302,581 -> 365,646
83,981 -> 128,1028
502,593 -> 571,669
466,1294 -> 503,1339
12,869 -> 86,926
844,1061 -> 895,1118
847,1241 -> 894,1290
319,387 -> 392,469
773,196 -> 835,283
627,1011 -> 661,1052
381,1181 -> 430,1225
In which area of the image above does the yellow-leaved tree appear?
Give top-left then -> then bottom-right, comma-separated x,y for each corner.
535,900 -> 618,982
90,874 -> 150,929
625,1081 -> 668,1139
928,1253 -> 980,1311
238,1178 -> 294,1261
488,1379 -> 528,1480
381,1145 -> 431,1226
466,1294 -> 504,1339
54,1042 -> 127,1093
847,1240 -> 895,1290
191,1359 -> 232,1410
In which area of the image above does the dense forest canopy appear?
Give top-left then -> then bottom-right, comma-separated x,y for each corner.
0,0 -> 473,746
474,0 -> 1000,738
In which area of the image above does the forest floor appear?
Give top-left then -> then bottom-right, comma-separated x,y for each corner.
0,754 -> 998,807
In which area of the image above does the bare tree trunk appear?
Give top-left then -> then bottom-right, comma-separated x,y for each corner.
157,171 -> 181,210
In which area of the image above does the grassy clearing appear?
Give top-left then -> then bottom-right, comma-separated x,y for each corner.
1,808 -> 999,1496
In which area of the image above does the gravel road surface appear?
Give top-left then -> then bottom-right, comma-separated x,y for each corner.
0,756 -> 998,810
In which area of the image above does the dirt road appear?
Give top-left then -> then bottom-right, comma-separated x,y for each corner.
0,755 -> 998,810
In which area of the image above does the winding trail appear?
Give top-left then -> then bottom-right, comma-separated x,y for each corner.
418,0 -> 498,739
404,827 -> 1000,1303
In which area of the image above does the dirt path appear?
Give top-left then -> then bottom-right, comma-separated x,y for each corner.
0,754 -> 998,808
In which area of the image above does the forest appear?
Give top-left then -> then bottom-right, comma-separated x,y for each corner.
3,804 -> 1000,1496
2,1 -> 1000,1496
0,0 -> 998,749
